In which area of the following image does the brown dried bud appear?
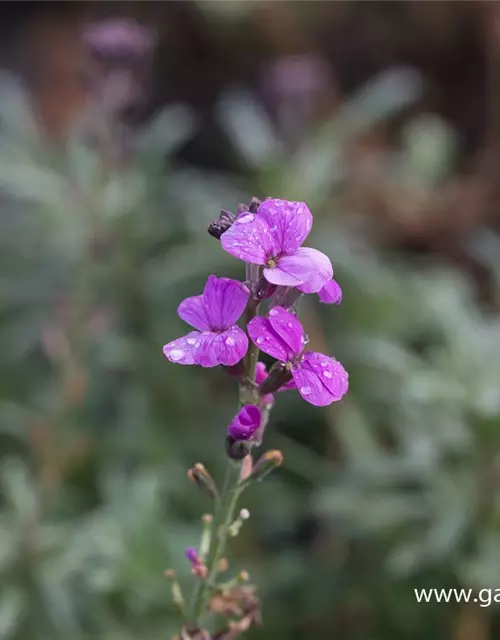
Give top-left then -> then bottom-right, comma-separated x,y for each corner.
208,210 -> 236,239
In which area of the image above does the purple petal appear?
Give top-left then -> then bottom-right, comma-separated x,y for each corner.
178,295 -> 211,331
291,351 -> 348,405
268,306 -> 304,357
202,276 -> 249,330
163,331 -> 201,365
221,213 -> 276,264
269,247 -> 332,293
258,199 -> 312,254
228,404 -> 262,440
263,247 -> 332,291
301,351 -> 349,399
318,278 -> 343,304
291,367 -> 335,406
194,326 -> 248,367
255,361 -> 268,385
248,316 -> 293,361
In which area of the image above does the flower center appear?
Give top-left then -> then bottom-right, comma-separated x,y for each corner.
266,256 -> 278,268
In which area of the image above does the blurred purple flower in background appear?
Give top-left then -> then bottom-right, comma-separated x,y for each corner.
228,405 -> 262,441
83,19 -> 155,59
221,198 -> 332,293
248,306 -> 348,406
163,276 -> 249,368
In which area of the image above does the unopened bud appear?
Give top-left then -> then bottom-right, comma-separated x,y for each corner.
238,570 -> 250,582
240,508 -> 250,520
218,557 -> 229,573
251,450 -> 283,482
202,513 -> 213,524
254,276 -> 277,301
225,435 -> 251,461
188,463 -> 218,499
164,569 -> 176,579
259,362 -> 292,396
208,209 -> 236,239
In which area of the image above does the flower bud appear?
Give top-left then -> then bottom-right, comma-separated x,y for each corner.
187,463 -> 218,499
208,209 -> 236,239
259,362 -> 292,396
250,450 -> 284,482
254,277 -> 277,301
228,405 -> 261,441
226,436 -> 251,461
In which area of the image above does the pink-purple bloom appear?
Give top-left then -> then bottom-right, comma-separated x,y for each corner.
228,405 -> 262,440
163,276 -> 249,368
221,199 -> 332,294
318,278 -> 343,304
248,307 -> 348,406
83,19 -> 155,57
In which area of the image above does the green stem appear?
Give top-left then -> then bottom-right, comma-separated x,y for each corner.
192,461 -> 243,625
190,294 -> 261,627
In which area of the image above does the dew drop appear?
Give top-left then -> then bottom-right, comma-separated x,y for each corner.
225,336 -> 236,346
300,386 -> 311,395
169,349 -> 184,361
269,308 -> 278,316
287,322 -> 293,328
321,361 -> 328,367
256,336 -> 264,344
187,338 -> 197,345
238,214 -> 253,224
323,371 -> 333,379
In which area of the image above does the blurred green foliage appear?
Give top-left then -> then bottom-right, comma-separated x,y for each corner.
1,12 -> 500,638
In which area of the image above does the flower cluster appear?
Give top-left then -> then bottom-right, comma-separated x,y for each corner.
163,197 -> 348,639
163,197 -> 348,434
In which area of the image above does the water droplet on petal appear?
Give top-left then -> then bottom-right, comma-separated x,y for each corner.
169,349 -> 184,361
300,386 -> 311,395
256,336 -> 264,345
321,361 -> 328,367
225,336 -> 236,346
287,322 -> 293,328
238,214 -> 254,224
323,371 -> 333,379
269,309 -> 278,316
187,338 -> 197,345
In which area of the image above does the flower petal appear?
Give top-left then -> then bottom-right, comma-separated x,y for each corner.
221,212 -> 276,264
194,326 -> 248,367
318,278 -> 343,304
178,295 -> 211,331
228,404 -> 262,440
268,306 -> 304,357
291,366 -> 335,406
264,247 -> 332,291
202,276 -> 250,330
163,331 -> 201,365
258,198 -> 312,254
248,316 -> 293,361
301,351 -> 348,399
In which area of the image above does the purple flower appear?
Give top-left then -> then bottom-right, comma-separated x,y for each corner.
228,405 -> 262,440
83,19 -> 155,58
318,278 -> 343,304
221,199 -> 332,293
185,547 -> 199,564
163,276 -> 249,368
248,307 -> 348,406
